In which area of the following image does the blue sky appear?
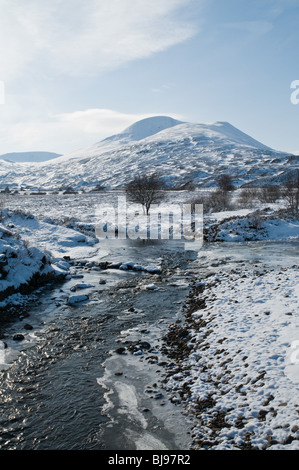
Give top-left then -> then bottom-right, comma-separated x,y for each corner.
0,0 -> 299,155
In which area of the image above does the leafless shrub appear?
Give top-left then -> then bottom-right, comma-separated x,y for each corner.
282,170 -> 299,213
192,189 -> 233,214
258,185 -> 281,204
217,174 -> 235,192
237,188 -> 260,208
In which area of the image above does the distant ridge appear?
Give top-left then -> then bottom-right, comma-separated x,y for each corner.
0,151 -> 61,163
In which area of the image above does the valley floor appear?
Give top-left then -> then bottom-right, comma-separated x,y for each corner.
0,192 -> 299,450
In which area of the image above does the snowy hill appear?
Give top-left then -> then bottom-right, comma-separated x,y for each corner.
102,115 -> 183,144
0,116 -> 297,190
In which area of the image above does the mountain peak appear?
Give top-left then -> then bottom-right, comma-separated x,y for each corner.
103,115 -> 183,144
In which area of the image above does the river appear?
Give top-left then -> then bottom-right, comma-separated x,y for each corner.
0,239 -> 298,450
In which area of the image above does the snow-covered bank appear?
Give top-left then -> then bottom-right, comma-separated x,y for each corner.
0,223 -> 65,312
162,263 -> 299,450
204,209 -> 299,242
0,208 -> 100,315
1,209 -> 98,259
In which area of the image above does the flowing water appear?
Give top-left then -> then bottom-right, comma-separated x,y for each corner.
0,240 -> 298,450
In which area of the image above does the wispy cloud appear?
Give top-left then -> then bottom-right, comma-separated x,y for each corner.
0,108 -> 182,154
0,0 -> 198,81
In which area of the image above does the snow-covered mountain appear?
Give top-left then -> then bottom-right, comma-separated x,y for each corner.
0,116 -> 297,190
102,115 -> 183,144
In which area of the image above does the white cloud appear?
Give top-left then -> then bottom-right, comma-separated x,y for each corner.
0,108 -> 182,154
0,0 -> 198,81
0,0 -> 200,153
48,108 -> 159,145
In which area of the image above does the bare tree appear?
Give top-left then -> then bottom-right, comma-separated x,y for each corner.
258,185 -> 281,204
217,174 -> 235,192
0,192 -> 7,215
237,188 -> 259,208
125,172 -> 167,215
191,189 -> 232,213
282,170 -> 299,212
208,189 -> 232,211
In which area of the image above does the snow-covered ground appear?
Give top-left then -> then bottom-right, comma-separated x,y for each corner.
0,206 -> 100,309
205,210 -> 299,242
163,262 -> 299,450
0,221 -> 65,309
1,209 -> 98,259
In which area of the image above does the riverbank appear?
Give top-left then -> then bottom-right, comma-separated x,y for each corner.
161,260 -> 299,450
0,246 -> 196,450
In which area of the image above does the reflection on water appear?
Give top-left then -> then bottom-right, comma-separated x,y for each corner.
198,240 -> 299,269
0,239 -> 297,450
96,238 -> 299,271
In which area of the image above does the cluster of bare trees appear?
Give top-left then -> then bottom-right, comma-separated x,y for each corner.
124,172 -> 238,215
238,185 -> 281,208
282,171 -> 299,212
188,174 -> 236,213
191,171 -> 299,214
238,171 -> 299,212
124,170 -> 299,216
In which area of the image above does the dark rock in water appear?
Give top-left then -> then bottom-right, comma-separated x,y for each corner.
108,262 -> 122,269
115,347 -> 126,355
154,393 -> 164,400
139,341 -> 151,350
23,324 -> 33,330
178,329 -> 190,340
98,262 -> 109,270
13,334 -> 25,341
99,279 -> 106,285
86,261 -> 95,268
126,340 -> 151,353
